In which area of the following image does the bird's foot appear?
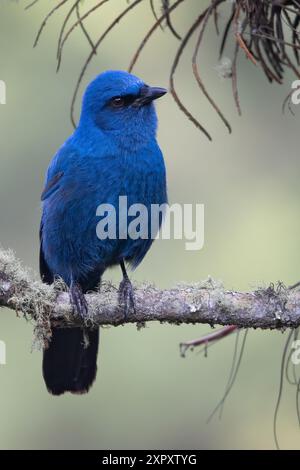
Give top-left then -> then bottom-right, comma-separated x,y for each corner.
70,282 -> 88,318
118,277 -> 136,320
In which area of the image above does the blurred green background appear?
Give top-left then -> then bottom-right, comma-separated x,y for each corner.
1,0 -> 300,450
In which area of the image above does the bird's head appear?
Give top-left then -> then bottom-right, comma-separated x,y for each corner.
79,70 -> 167,144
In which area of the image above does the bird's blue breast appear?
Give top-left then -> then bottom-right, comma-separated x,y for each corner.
41,133 -> 167,286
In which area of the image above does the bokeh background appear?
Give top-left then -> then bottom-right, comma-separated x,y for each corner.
1,0 -> 300,450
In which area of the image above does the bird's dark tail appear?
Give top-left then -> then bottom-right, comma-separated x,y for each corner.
42,327 -> 99,396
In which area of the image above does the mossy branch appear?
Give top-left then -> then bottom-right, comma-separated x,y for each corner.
1,248 -> 300,335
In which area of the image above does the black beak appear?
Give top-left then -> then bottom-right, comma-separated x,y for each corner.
133,86 -> 167,107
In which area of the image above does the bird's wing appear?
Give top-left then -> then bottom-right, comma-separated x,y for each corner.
41,171 -> 64,201
39,221 -> 54,284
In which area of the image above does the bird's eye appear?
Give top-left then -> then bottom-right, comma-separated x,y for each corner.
110,96 -> 125,108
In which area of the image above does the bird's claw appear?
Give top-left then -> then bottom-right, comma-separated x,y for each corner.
70,282 -> 88,318
118,278 -> 136,320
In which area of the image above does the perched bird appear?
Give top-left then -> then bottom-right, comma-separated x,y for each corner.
40,70 -> 167,395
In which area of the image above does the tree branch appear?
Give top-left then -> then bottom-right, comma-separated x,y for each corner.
0,248 -> 300,332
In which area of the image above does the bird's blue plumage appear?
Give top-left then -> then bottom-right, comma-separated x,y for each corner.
40,70 -> 167,395
41,70 -> 167,286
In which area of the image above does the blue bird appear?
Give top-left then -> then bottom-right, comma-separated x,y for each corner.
40,70 -> 167,395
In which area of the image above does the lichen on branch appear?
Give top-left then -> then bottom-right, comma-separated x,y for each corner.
1,248 -> 300,338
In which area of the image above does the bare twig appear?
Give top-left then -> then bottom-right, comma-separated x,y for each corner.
231,13 -> 248,115
180,325 -> 237,357
207,329 -> 248,422
56,0 -> 81,62
70,0 -> 143,128
75,1 -> 97,55
57,0 -> 109,72
150,0 -> 164,30
192,1 -> 232,134
33,0 -> 69,48
273,329 -> 294,450
170,10 -> 212,141
31,0 -> 300,135
25,0 -> 40,10
234,5 -> 257,65
161,0 -> 181,40
128,0 -> 185,72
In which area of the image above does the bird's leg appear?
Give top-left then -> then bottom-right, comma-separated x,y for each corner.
70,279 -> 88,318
118,259 -> 136,319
